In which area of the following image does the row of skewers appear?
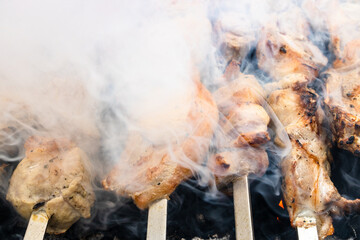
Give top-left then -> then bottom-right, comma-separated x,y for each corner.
2,1 -> 360,240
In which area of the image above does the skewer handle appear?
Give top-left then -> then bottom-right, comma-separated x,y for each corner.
233,176 -> 254,240
24,209 -> 49,240
146,198 -> 168,240
297,217 -> 318,240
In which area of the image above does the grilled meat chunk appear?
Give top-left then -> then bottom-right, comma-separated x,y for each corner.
257,14 -> 360,239
322,2 -> 360,156
324,68 -> 360,155
268,84 -> 336,238
269,80 -> 360,238
210,148 -> 269,186
326,2 -> 360,69
208,73 -> 270,185
102,80 -> 218,209
6,136 -> 95,234
257,27 -> 327,80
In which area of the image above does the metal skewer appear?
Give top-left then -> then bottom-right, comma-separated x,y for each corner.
296,217 -> 318,240
146,198 -> 168,240
233,176 -> 254,240
24,209 -> 49,240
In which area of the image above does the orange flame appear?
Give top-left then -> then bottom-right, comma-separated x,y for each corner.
278,200 -> 284,209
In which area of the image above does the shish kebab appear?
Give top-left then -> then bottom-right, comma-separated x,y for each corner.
210,14 -> 274,240
256,8 -> 360,240
322,2 -> 360,158
102,1 -> 219,239
209,69 -> 271,240
1,78 -> 99,239
102,72 -> 218,240
0,99 -> 95,239
6,136 -> 95,240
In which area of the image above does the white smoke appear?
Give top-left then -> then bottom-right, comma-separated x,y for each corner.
0,0 -> 217,185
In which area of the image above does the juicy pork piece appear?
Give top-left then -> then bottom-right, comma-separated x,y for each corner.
326,2 -> 360,69
6,136 -> 95,234
208,72 -> 270,185
324,67 -> 360,155
257,27 -> 327,80
268,82 -> 336,238
257,18 -> 360,239
322,2 -> 360,156
102,80 -> 218,209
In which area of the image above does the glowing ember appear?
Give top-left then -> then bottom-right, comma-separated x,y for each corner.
279,200 -> 284,209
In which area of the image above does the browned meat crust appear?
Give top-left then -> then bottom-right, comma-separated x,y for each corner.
326,2 -> 360,70
332,40 -> 360,69
268,85 -> 336,238
323,39 -> 360,156
6,136 -> 94,234
324,97 -> 360,156
102,78 -> 219,209
209,148 -> 269,186
257,18 -> 360,238
256,28 -> 327,81
208,72 -> 270,185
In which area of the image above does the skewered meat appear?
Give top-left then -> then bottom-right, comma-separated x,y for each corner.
257,14 -> 360,239
324,67 -> 360,156
269,77 -> 360,238
267,81 -> 336,238
325,2 -> 360,69
102,77 -> 218,209
257,28 -> 327,80
208,71 -> 270,185
321,2 -> 360,156
6,136 -> 95,234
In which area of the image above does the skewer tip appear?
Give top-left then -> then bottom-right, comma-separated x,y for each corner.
24,209 -> 49,240
296,217 -> 318,240
146,198 -> 168,240
233,176 -> 254,240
